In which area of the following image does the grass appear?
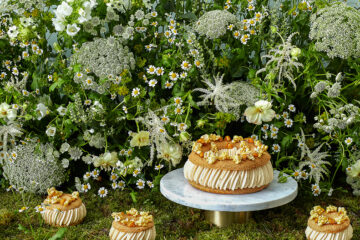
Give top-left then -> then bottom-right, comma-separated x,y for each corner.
0,187 -> 359,240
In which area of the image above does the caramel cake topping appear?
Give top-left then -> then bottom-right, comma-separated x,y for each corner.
112,208 -> 154,228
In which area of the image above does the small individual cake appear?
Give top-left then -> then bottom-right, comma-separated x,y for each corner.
109,208 -> 156,240
41,187 -> 86,227
184,134 -> 273,194
305,205 -> 353,240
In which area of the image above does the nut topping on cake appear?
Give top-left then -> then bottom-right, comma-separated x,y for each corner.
309,205 -> 349,226
112,208 -> 154,227
44,187 -> 80,207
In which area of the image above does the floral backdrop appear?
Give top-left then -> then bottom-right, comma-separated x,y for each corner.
0,0 -> 359,200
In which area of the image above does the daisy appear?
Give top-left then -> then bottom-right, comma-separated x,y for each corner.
136,179 -> 145,189
35,205 -> 45,213
114,76 -> 121,84
110,173 -> 118,181
84,99 -> 92,106
133,168 -> 141,177
47,75 -> 53,81
169,19 -> 176,26
126,149 -> 133,156
98,187 -> 108,197
0,72 -> 7,79
250,134 -> 258,140
249,29 -> 256,35
181,61 -> 191,71
19,206 -> 29,213
11,152 -> 17,160
270,132 -> 278,139
146,65 -> 156,75
156,67 -> 164,76
261,124 -> 269,132
132,88 -> 140,97
161,115 -> 170,124
22,51 -> 29,58
249,19 -> 256,26
178,123 -> 187,132
270,125 -> 279,133
151,21 -> 158,27
147,181 -> 154,188
189,49 -> 199,56
293,170 -> 301,180
111,182 -> 118,190
151,11 -> 158,17
164,30 -> 172,38
91,169 -> 100,178
83,172 -> 91,180
12,104 -> 19,110
187,39 -> 193,44
247,4 -> 255,11
122,106 -> 128,113
148,79 -> 157,87
169,72 -> 178,81
155,164 -> 164,170
159,128 -> 166,134
240,36 -> 248,44
75,72 -> 83,79
282,111 -> 289,119
22,90 -> 29,96
118,181 -> 126,190
174,106 -> 184,115
82,183 -> 91,193
165,81 -> 173,89
288,104 -> 296,112
275,114 -> 281,119
194,59 -> 203,68
300,171 -> 308,180
174,97 -> 182,106
284,118 -> 293,128
227,24 -> 234,31
12,67 -> 19,76
255,12 -> 263,19
345,137 -> 353,146
85,78 -> 93,86
171,29 -> 178,35
177,72 -> 187,80
168,38 -> 175,44
233,31 -> 240,39
312,184 -> 321,196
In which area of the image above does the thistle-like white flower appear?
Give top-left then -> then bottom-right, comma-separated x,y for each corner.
244,100 -> 275,125
256,33 -> 303,89
193,74 -> 259,119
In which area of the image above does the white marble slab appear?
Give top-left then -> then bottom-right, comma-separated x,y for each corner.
160,168 -> 298,212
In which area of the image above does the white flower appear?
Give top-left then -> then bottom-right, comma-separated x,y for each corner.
132,88 -> 140,97
312,184 -> 321,196
98,187 -> 108,197
82,183 -> 91,192
282,111 -> 289,119
146,65 -> 156,75
46,126 -> 56,137
66,24 -> 80,36
57,106 -> 67,116
288,104 -> 296,112
147,181 -> 154,188
133,168 -> 141,177
157,141 -> 182,166
293,170 -> 301,180
35,205 -> 45,214
35,103 -> 48,120
284,118 -> 293,128
156,67 -> 164,76
19,206 -> 29,213
7,26 -> 19,39
83,172 -> 91,180
136,179 -> 145,189
110,173 -> 118,182
61,158 -> 69,168
169,72 -> 178,81
174,106 -> 184,115
164,81 -> 173,89
344,137 -> 353,146
148,79 -> 157,87
155,164 -> 164,170
52,18 -> 65,31
181,61 -> 191,71
348,160 -> 360,178
54,2 -> 73,20
0,103 -> 17,121
78,2 -> 92,23
180,72 -> 187,79
122,106 -> 128,113
174,97 -> 182,106
244,100 -> 276,125
91,169 -> 100,178
272,144 -> 280,152
118,180 -> 126,189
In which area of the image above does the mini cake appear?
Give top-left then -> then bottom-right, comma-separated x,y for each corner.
305,205 -> 353,240
184,134 -> 273,194
109,208 -> 156,240
41,187 -> 86,227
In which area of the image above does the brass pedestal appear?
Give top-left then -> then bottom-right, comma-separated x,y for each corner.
204,210 -> 251,227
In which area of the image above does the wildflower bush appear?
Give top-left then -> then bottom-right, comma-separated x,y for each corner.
0,0 -> 360,202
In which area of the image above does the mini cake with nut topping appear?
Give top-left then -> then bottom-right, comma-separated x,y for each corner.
305,205 -> 353,240
109,208 -> 156,240
41,187 -> 86,227
184,134 -> 273,194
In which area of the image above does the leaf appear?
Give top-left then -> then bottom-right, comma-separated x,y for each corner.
281,134 -> 293,149
18,224 -> 29,234
49,78 -> 65,92
178,12 -> 197,21
49,228 -> 67,240
130,191 -> 137,203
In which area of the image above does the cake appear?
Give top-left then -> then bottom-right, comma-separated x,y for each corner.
184,134 -> 273,194
305,205 -> 353,240
41,187 -> 86,227
109,208 -> 156,240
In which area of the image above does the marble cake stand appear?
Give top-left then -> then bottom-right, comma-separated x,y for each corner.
160,168 -> 298,227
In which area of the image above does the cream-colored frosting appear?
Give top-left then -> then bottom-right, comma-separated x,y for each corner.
305,225 -> 353,240
184,160 -> 273,190
41,203 -> 86,226
109,225 -> 156,240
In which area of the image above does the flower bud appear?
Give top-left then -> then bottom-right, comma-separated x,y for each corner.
291,48 -> 301,58
179,132 -> 191,142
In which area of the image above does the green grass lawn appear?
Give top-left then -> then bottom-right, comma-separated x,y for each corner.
0,187 -> 359,240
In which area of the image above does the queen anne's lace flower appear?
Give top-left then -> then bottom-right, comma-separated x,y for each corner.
2,141 -> 65,194
309,2 -> 360,59
193,10 -> 241,39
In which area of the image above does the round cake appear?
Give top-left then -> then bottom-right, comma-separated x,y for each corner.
184,134 -> 273,194
41,187 -> 86,227
109,208 -> 156,240
305,205 -> 353,240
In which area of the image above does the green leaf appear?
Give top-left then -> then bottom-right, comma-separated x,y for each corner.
49,228 -> 67,240
178,12 -> 197,21
281,134 -> 293,149
49,78 -> 65,92
130,191 -> 137,203
18,224 -> 29,234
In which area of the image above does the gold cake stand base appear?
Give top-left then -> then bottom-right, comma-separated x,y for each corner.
204,210 -> 251,227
